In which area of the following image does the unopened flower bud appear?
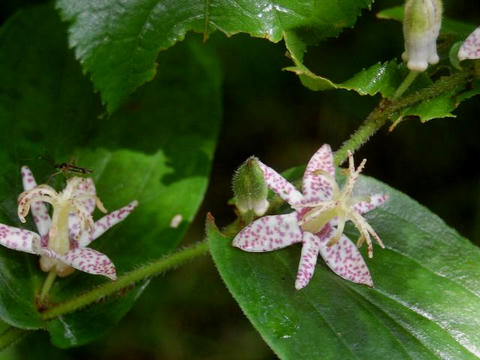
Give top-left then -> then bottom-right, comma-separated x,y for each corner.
402,0 -> 443,71
233,157 -> 269,217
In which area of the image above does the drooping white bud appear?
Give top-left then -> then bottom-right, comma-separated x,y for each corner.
232,157 -> 269,217
402,0 -> 443,71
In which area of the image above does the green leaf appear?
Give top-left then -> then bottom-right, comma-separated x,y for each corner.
0,4 -> 221,347
283,29 -> 414,98
55,0 -> 374,112
283,4 -> 480,123
209,173 -> 480,359
399,78 -> 480,123
286,41 -> 480,123
377,6 -> 476,39
285,54 -> 408,98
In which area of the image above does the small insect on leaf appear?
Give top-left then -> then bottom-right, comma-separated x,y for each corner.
54,162 -> 93,175
48,159 -> 93,184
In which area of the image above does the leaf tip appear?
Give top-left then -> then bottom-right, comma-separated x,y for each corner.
205,212 -> 219,234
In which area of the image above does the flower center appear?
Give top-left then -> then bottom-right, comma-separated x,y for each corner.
297,151 -> 373,249
300,206 -> 339,234
17,177 -> 104,256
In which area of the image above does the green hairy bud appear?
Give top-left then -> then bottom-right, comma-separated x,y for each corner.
233,156 -> 269,217
402,0 -> 443,71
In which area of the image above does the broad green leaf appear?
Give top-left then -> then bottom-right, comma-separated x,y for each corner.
377,6 -> 476,39
284,5 -> 480,123
284,53 -> 408,98
288,43 -> 480,122
283,29 -> 411,98
283,29 -> 409,97
0,4 -> 221,347
400,78 -> 480,123
286,48 -> 480,123
209,172 -> 480,359
55,0 -> 374,112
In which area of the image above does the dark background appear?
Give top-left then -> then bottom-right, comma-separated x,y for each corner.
1,0 -> 479,359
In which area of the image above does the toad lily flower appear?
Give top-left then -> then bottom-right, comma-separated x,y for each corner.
232,145 -> 388,290
458,26 -> 480,61
0,166 -> 138,280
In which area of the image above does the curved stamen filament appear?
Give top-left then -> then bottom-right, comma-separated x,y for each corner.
357,234 -> 365,247
327,213 -> 345,246
357,213 -> 385,249
72,199 -> 95,233
350,212 -> 373,258
343,151 -> 367,199
18,189 -> 57,223
73,194 -> 107,214
95,196 -> 107,213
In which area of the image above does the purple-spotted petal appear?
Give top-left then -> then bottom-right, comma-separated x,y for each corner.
232,212 -> 303,252
318,229 -> 373,287
21,166 -> 51,237
0,224 -> 41,255
43,247 -> 117,280
458,26 -> 480,61
72,178 -> 97,213
257,161 -> 304,207
81,201 -> 139,247
302,144 -> 335,204
354,193 -> 388,214
295,232 -> 322,290
21,166 -> 38,191
68,212 -> 82,244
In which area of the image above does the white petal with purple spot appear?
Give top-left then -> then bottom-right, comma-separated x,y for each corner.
68,212 -> 85,247
295,232 -> 321,290
458,26 -> 480,61
53,247 -> 117,280
258,161 -> 304,206
354,193 -> 388,214
21,166 -> 51,237
0,224 -> 40,255
232,212 -> 303,252
82,201 -> 139,247
72,178 -> 97,213
318,233 -> 373,287
302,144 -> 335,204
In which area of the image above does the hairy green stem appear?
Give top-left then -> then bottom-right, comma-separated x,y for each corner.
41,240 -> 210,320
333,109 -> 386,167
334,69 -> 472,166
39,271 -> 56,305
0,327 -> 25,350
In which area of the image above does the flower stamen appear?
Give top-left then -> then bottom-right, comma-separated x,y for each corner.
326,213 -> 346,246
18,185 -> 58,223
